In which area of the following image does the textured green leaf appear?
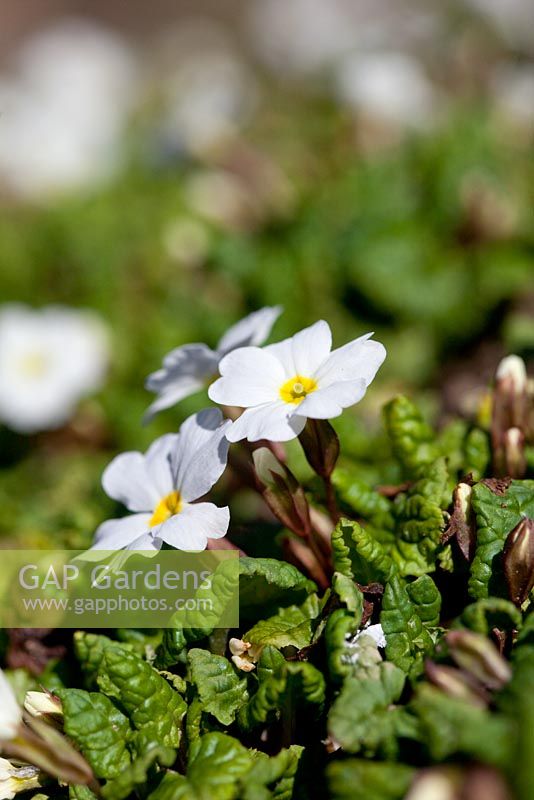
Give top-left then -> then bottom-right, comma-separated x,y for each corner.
238,558 -> 316,620
411,684 -> 512,766
188,649 -> 248,726
380,575 -> 435,678
327,759 -> 414,800
383,396 -> 439,479
97,647 -> 186,747
57,689 -> 131,780
464,428 -> 490,480
331,467 -> 395,529
101,747 -> 175,800
238,653 -> 325,732
405,575 -> 441,627
148,733 -> 252,800
242,746 -> 304,800
73,633 -> 132,688
331,519 -> 395,584
469,480 -> 534,599
245,592 -> 321,650
331,572 -> 364,617
328,661 -> 406,757
388,458 -> 448,574
459,597 -> 522,634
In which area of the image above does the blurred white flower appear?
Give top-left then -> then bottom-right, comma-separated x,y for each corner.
0,671 -> 21,741
0,758 -> 44,800
491,63 -> 534,127
92,408 -> 230,552
0,19 -> 137,197
335,51 -> 436,128
354,623 -> 387,649
465,0 -> 534,47
0,304 -> 109,433
145,306 -> 282,421
247,0 -> 441,76
209,320 -> 386,442
157,21 -> 256,155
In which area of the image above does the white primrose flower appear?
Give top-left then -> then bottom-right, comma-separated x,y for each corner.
0,304 -> 109,434
144,306 -> 282,421
208,320 -> 386,442
0,670 -> 22,741
92,408 -> 230,552
0,757 -> 44,800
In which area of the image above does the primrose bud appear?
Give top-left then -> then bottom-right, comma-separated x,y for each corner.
298,418 -> 340,479
443,482 -> 475,561
253,447 -> 311,538
424,661 -> 488,708
503,517 -> 534,607
492,355 -> 529,476
23,692 -> 63,726
446,630 -> 511,691
503,427 -> 526,478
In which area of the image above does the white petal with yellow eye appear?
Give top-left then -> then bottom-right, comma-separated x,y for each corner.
157,503 -> 230,550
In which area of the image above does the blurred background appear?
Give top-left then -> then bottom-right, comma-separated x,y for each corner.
0,0 -> 532,549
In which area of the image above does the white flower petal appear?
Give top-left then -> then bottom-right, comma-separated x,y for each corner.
143,377 -> 206,423
216,305 -> 282,354
297,379 -> 367,419
264,320 -> 332,378
157,502 -> 230,550
209,347 -> 284,406
144,344 -> 219,419
91,513 -> 152,549
0,670 -> 22,740
144,433 -> 179,499
226,401 -> 306,442
172,408 -> 230,502
314,334 -> 386,387
102,453 -> 159,511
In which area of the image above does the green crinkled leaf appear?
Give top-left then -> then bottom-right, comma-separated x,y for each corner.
73,632 -> 132,688
328,661 -> 406,758
459,597 -> 522,634
148,733 -> 253,800
327,759 -> 415,800
69,786 -> 98,800
155,558 -> 241,669
242,746 -> 304,800
388,458 -> 449,575
238,557 -> 316,620
101,747 -> 176,800
331,467 -> 395,529
464,428 -> 490,481
331,519 -> 395,584
238,652 -> 325,733
331,572 -> 364,617
405,575 -> 441,627
380,575 -> 436,679
57,688 -> 131,780
245,592 -> 321,650
325,609 -> 363,684
469,480 -> 534,599
383,396 -> 439,479
497,624 -> 534,799
188,649 -> 249,726
97,646 -> 186,748
156,558 -> 315,669
411,684 -> 512,766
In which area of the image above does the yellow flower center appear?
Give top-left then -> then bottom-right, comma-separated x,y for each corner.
18,352 -> 49,378
150,490 -> 183,527
279,375 -> 318,405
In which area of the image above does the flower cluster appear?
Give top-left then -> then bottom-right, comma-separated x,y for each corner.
93,308 -> 386,553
